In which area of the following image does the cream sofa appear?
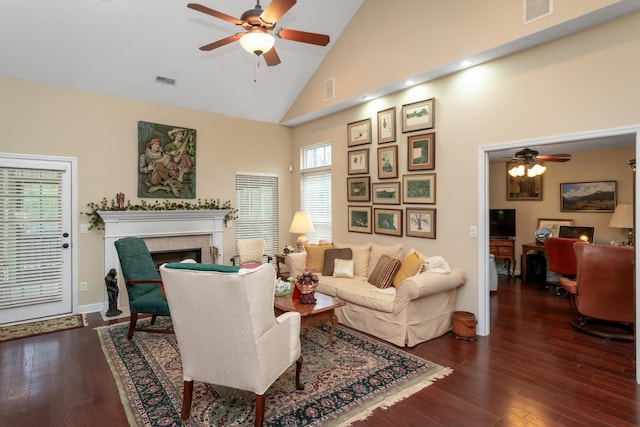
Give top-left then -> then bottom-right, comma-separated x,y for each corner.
284,242 -> 467,347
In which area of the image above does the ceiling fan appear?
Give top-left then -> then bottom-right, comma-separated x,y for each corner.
507,148 -> 571,177
187,0 -> 330,66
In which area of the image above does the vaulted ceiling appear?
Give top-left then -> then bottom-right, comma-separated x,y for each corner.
0,0 -> 363,124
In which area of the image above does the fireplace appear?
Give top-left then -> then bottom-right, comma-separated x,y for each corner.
150,248 -> 202,269
100,209 -> 228,316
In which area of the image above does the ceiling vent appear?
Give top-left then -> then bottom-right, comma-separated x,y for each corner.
155,75 -> 176,85
524,0 -> 552,24
324,77 -> 335,102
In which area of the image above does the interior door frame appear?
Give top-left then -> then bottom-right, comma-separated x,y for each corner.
0,152 -> 78,322
478,125 -> 640,384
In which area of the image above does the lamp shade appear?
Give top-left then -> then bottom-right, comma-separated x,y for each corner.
239,29 -> 275,56
609,203 -> 633,228
289,212 -> 315,234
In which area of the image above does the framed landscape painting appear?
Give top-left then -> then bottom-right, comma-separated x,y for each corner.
374,208 -> 402,237
348,206 -> 372,234
402,173 -> 436,204
402,98 -> 435,133
560,181 -> 616,212
372,182 -> 400,205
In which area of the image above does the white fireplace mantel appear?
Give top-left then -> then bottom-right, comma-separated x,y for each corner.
100,209 -> 228,314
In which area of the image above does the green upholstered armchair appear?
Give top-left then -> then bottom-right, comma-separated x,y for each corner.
114,236 -> 172,340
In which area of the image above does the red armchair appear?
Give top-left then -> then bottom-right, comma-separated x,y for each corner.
544,237 -> 580,295
559,241 -> 634,341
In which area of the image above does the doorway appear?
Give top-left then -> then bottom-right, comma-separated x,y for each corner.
478,125 -> 640,383
0,154 -> 77,325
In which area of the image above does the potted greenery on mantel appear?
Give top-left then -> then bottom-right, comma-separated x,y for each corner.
83,197 -> 237,231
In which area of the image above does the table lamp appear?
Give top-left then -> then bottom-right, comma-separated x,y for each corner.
289,212 -> 315,252
609,203 -> 633,245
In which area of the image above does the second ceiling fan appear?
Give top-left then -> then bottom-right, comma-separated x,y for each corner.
507,148 -> 571,177
187,0 -> 330,66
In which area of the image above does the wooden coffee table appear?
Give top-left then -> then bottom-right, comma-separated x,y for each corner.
274,292 -> 346,343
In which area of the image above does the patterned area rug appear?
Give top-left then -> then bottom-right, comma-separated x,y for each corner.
0,314 -> 86,342
97,319 -> 452,426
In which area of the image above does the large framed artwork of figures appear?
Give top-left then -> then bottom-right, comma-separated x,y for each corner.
138,121 -> 196,199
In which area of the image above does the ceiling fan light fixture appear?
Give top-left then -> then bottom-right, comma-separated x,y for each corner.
508,163 -> 525,177
239,29 -> 275,56
527,163 -> 546,177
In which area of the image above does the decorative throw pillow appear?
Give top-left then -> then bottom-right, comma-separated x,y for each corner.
393,251 -> 425,288
335,242 -> 372,277
367,243 -> 403,278
333,259 -> 355,278
322,248 -> 353,276
368,255 -> 402,289
304,243 -> 334,273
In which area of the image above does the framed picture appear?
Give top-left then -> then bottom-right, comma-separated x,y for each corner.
506,164 -> 543,201
372,182 -> 401,205
348,148 -> 369,175
377,107 -> 396,144
536,218 -> 575,237
402,173 -> 436,204
402,98 -> 435,133
348,206 -> 372,234
374,208 -> 403,236
377,145 -> 398,179
560,181 -> 616,212
406,208 -> 436,239
407,132 -> 435,171
347,176 -> 370,202
137,121 -> 196,199
347,118 -> 371,146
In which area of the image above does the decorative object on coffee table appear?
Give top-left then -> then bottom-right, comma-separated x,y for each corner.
296,269 -> 319,304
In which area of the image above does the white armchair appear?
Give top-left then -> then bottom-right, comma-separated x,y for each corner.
159,262 -> 303,426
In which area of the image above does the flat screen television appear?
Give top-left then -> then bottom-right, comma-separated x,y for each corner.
489,209 -> 516,238
558,226 -> 595,243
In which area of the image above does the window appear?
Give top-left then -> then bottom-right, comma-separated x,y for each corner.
235,173 -> 279,257
301,143 -> 332,243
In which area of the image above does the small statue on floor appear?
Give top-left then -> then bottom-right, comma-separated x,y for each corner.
105,268 -> 123,317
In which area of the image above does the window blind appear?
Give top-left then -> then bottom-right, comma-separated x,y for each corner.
301,169 -> 332,243
0,167 -> 64,309
235,173 -> 279,258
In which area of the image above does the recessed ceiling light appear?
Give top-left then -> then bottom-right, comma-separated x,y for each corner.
363,96 -> 372,101
461,60 -> 473,68
405,80 -> 415,86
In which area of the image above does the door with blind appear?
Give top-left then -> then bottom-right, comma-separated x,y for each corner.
0,156 -> 74,325
235,173 -> 279,257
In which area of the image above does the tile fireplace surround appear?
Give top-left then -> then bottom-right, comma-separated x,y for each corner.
99,209 -> 228,316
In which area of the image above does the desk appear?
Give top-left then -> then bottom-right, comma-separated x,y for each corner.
521,242 -> 546,283
489,239 -> 516,277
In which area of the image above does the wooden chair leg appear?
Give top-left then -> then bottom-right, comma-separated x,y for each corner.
181,380 -> 194,420
254,394 -> 265,427
150,314 -> 157,325
295,355 -> 304,390
127,313 -> 138,340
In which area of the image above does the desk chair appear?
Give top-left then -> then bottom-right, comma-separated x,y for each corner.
544,237 -> 580,295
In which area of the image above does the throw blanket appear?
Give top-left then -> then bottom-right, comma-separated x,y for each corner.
423,256 -> 452,274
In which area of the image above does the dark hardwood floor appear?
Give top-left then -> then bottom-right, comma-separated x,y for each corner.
1,275 -> 638,426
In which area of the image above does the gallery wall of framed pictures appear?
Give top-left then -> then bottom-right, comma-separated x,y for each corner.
345,98 -> 437,239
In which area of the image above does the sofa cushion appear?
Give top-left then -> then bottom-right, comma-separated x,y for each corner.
322,248 -> 353,276
304,243 -> 334,273
368,255 -> 401,289
333,278 -> 396,313
367,243 -> 403,277
333,259 -> 355,278
393,251 -> 424,288
335,242 -> 372,277
286,252 -> 307,277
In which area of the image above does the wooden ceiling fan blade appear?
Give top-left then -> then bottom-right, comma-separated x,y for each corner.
261,0 -> 297,25
537,154 -> 571,162
199,34 -> 242,51
187,3 -> 243,26
264,47 -> 281,66
277,28 -> 330,46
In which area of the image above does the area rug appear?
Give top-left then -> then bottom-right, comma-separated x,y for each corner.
0,314 -> 86,342
97,319 -> 452,426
